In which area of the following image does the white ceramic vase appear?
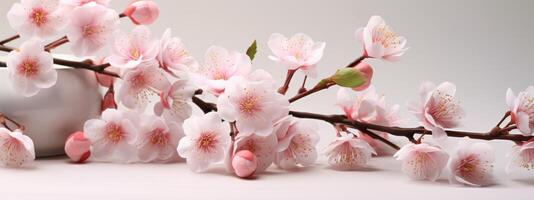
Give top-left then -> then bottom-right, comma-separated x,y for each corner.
0,66 -> 101,157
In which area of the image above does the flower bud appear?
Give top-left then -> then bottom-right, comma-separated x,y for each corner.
232,150 -> 257,178
123,1 -> 160,25
352,62 -> 373,91
65,131 -> 91,163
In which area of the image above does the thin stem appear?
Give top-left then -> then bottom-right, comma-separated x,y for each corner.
278,70 -> 296,95
289,81 -> 335,103
358,128 -> 400,150
345,55 -> 367,68
0,35 -> 19,45
496,111 -> 511,128
45,36 -> 69,51
0,113 -> 25,131
298,76 -> 308,94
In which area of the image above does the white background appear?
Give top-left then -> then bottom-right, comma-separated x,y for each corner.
0,0 -> 533,199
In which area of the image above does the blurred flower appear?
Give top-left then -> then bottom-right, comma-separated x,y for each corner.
448,138 -> 494,187
324,135 -> 376,170
217,70 -> 289,136
136,115 -> 182,163
274,117 -> 319,169
7,0 -> 68,39
506,87 -> 534,135
123,0 -> 160,25
267,33 -> 325,78
154,79 -> 196,122
193,46 -> 251,96
506,139 -> 534,174
108,25 -> 159,69
157,29 -> 198,72
6,39 -> 57,97
336,86 -> 380,122
66,2 -> 119,57
0,128 -> 35,167
355,16 -> 407,61
118,60 -> 170,110
394,143 -> 449,181
409,81 -> 464,142
83,109 -> 138,163
177,112 -> 230,172
64,131 -> 91,163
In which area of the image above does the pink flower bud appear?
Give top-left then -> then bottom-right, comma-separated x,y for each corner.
352,62 -> 373,91
65,131 -> 91,163
123,1 -> 160,25
232,150 -> 257,178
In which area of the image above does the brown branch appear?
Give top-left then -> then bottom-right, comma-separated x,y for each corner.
289,110 -> 533,143
0,44 -> 120,78
345,55 -> 367,68
45,36 -> 69,51
289,81 -> 335,103
0,35 -> 19,45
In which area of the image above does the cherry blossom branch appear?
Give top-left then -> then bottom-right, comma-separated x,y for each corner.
0,112 -> 25,131
288,110 -> 533,143
0,34 -> 19,45
45,36 -> 69,51
189,95 -> 533,144
0,44 -> 119,78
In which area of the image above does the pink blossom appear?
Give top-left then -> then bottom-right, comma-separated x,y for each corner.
177,112 -> 230,172
157,29 -> 199,72
409,82 -> 464,142
274,117 -> 319,169
232,150 -> 258,178
351,62 -> 373,91
336,86 -> 380,122
232,133 -> 278,173
449,138 -> 495,186
267,33 -> 325,77
506,139 -> 534,174
64,131 -> 91,163
0,128 -> 35,167
7,0 -> 68,39
393,143 -> 449,181
66,2 -> 119,57
506,87 -> 534,135
108,25 -> 159,69
154,80 -> 196,122
217,70 -> 289,136
135,115 -> 182,163
118,60 -> 170,110
6,39 -> 57,97
193,46 -> 251,96
83,109 -> 138,163
61,0 -> 110,7
324,135 -> 376,170
355,16 -> 408,61
123,0 -> 160,25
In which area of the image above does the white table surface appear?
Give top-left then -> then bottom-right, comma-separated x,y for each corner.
2,153 -> 533,200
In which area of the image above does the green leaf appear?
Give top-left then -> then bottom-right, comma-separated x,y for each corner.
331,68 -> 366,88
246,40 -> 257,61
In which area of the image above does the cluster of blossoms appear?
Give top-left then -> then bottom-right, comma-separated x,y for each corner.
0,0 -> 532,187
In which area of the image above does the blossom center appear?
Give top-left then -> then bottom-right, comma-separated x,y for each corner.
29,7 -> 48,27
130,48 -> 141,59
373,25 -> 400,48
196,132 -> 217,153
430,90 -> 461,126
238,93 -> 261,116
105,123 -> 124,144
149,128 -> 169,146
82,25 -> 100,38
17,59 -> 39,77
